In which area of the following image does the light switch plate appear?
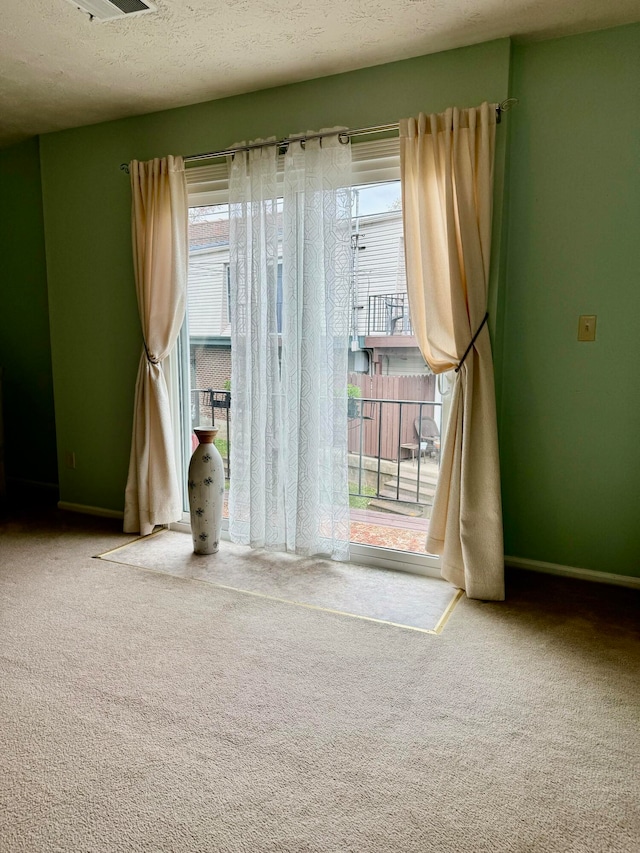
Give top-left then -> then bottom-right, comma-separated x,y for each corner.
578,315 -> 597,342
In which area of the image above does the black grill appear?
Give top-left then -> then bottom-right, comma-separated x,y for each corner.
111,0 -> 152,14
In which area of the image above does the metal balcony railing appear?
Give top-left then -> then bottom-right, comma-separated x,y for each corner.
366,294 -> 413,336
191,388 -> 231,479
348,397 -> 442,507
189,389 -> 440,507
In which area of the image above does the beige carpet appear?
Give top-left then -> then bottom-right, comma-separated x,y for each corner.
97,529 -> 461,633
1,509 -> 639,852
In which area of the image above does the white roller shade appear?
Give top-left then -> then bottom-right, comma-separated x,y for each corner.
186,136 -> 400,205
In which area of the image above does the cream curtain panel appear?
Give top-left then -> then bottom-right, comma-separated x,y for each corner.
400,102 -> 504,601
123,156 -> 188,536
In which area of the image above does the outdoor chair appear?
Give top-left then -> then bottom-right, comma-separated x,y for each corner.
384,296 -> 406,335
414,415 -> 440,461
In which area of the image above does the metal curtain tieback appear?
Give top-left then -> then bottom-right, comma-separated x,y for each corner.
143,339 -> 160,365
455,312 -> 489,373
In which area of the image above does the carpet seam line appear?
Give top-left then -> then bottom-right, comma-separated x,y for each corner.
432,588 -> 464,633
93,528 -> 166,559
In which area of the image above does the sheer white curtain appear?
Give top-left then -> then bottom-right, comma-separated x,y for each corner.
400,103 -> 504,600
281,136 -> 352,559
228,133 -> 352,560
228,142 -> 284,549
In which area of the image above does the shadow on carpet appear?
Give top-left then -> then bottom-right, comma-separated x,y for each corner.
96,529 -> 461,633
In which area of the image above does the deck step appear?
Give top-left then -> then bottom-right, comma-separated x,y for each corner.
380,483 -> 436,503
367,499 -> 426,517
386,474 -> 438,492
394,470 -> 439,487
362,472 -> 438,492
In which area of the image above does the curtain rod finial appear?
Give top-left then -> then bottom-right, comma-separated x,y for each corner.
496,98 -> 518,124
499,98 -> 519,112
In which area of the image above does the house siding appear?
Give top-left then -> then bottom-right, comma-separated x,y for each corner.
188,249 -> 229,338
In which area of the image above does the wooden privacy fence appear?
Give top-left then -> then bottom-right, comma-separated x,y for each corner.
348,373 -> 437,461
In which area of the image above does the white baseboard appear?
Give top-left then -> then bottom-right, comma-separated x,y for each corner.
58,501 -> 124,520
505,555 -> 640,590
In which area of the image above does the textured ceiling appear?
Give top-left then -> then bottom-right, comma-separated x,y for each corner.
1,0 -> 638,146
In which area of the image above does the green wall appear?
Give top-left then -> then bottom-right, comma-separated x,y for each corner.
0,138 -> 58,488
38,38 -> 510,512
501,24 -> 640,576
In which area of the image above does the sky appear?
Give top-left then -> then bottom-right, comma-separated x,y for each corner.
353,181 -> 401,216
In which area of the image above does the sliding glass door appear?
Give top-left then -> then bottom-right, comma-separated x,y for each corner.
176,162 -> 446,574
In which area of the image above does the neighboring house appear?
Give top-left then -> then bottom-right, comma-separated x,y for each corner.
187,205 -> 429,393
187,218 -> 232,392
349,208 -> 427,377
188,219 -> 231,338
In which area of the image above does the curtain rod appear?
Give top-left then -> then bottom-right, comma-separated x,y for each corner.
119,98 -> 518,173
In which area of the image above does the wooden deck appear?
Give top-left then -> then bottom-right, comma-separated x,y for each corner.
349,510 -> 430,553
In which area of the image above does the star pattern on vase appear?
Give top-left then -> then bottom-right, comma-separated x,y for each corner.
195,507 -> 204,517
202,454 -> 211,462
199,532 -> 208,541
204,477 -> 213,486
188,480 -> 197,490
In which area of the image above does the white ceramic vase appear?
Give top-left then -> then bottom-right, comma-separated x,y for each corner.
188,427 -> 225,555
